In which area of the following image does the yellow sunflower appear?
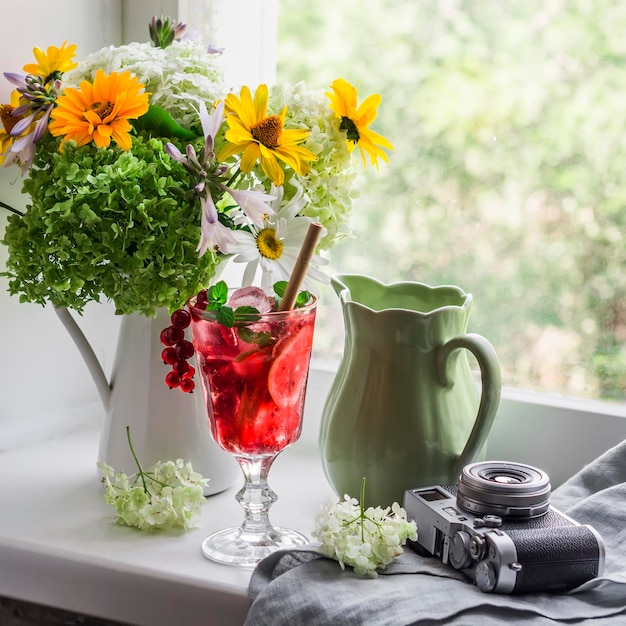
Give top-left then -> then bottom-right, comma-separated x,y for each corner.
23,41 -> 78,81
326,78 -> 393,168
0,91 -> 29,165
49,70 -> 149,150
217,84 -> 317,186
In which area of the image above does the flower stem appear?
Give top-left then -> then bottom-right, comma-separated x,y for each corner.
225,166 -> 241,188
0,200 -> 24,217
126,426 -> 150,495
360,477 -> 366,543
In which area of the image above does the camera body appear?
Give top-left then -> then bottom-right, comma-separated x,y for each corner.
403,461 -> 605,593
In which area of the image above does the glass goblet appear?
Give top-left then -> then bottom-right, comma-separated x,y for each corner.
187,294 -> 317,566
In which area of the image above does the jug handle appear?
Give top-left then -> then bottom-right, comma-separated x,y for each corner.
54,307 -> 112,410
436,333 -> 502,472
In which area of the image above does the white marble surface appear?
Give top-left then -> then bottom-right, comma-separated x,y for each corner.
0,402 -> 334,626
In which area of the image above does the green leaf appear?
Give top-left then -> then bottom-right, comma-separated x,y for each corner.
237,327 -> 273,349
234,305 -> 260,319
216,306 -> 235,327
295,290 -> 312,308
209,280 -> 228,305
133,105 -> 197,141
273,281 -> 288,297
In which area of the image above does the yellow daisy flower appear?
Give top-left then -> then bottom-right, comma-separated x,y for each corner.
48,70 -> 150,150
217,84 -> 317,186
23,41 -> 78,80
326,78 -> 394,168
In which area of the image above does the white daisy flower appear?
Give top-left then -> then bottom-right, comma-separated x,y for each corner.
229,182 -> 329,292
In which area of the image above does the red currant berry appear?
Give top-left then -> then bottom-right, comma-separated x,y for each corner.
173,359 -> 190,375
163,325 -> 184,345
161,347 -> 178,365
182,364 -> 195,379
160,328 -> 175,346
196,290 -> 208,310
175,340 -> 195,359
180,378 -> 195,393
165,371 -> 181,388
171,309 -> 191,329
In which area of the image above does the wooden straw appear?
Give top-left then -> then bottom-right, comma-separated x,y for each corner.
278,222 -> 324,311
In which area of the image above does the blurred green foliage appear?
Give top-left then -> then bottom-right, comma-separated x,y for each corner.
278,0 -> 625,401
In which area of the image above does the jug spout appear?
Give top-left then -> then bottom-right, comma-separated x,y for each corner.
55,307 -> 112,410
330,274 -> 351,298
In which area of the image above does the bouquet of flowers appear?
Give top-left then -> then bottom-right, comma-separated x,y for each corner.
1,16 -> 393,317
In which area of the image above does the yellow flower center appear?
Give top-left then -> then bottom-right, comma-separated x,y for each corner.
0,104 -> 20,134
251,115 -> 283,148
90,100 -> 114,121
256,228 -> 283,260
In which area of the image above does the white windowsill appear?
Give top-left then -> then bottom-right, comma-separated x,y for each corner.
0,397 -> 334,626
0,363 -> 624,625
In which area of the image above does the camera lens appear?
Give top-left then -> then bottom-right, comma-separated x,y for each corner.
457,461 -> 551,519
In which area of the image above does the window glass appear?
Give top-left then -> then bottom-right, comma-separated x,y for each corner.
277,0 -> 626,403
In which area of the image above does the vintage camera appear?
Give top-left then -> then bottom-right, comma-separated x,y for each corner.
403,461 -> 605,593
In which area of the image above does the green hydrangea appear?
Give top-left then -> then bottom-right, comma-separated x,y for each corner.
2,133 -> 218,315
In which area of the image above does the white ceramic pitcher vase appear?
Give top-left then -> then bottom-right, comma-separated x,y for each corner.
56,307 -> 239,495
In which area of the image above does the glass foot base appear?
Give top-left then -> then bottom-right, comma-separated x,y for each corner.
201,526 -> 309,567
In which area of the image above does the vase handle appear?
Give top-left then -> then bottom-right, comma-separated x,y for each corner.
436,333 -> 502,473
54,307 -> 112,410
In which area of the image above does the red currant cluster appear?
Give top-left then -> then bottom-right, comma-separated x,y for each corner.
160,309 -> 196,393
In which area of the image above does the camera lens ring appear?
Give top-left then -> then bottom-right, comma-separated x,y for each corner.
457,461 -> 551,519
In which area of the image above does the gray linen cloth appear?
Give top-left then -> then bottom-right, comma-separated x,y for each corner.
245,439 -> 626,625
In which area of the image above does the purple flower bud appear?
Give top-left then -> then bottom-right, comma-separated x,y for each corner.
11,104 -> 31,117
4,72 -> 27,88
33,108 -> 51,143
165,142 -> 184,162
10,113 -> 35,137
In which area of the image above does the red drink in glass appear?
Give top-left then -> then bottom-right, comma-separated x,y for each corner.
189,297 -> 317,456
187,292 -> 317,566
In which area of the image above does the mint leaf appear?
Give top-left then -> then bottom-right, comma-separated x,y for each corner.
216,306 -> 235,327
295,290 -> 312,308
237,327 -> 273,348
273,281 -> 288,297
234,305 -> 260,320
208,281 -> 228,306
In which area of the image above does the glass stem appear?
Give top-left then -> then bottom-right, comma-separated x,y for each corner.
234,454 -> 280,542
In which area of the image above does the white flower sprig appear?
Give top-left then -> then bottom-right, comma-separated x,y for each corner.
312,478 -> 418,577
99,427 -> 208,531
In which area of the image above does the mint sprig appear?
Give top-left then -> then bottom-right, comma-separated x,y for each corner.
200,280 -> 311,350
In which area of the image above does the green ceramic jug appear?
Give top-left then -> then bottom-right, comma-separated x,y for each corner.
319,274 -> 502,507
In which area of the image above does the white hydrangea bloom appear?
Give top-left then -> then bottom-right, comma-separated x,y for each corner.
64,40 -> 226,130
100,459 -> 208,531
312,492 -> 418,577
